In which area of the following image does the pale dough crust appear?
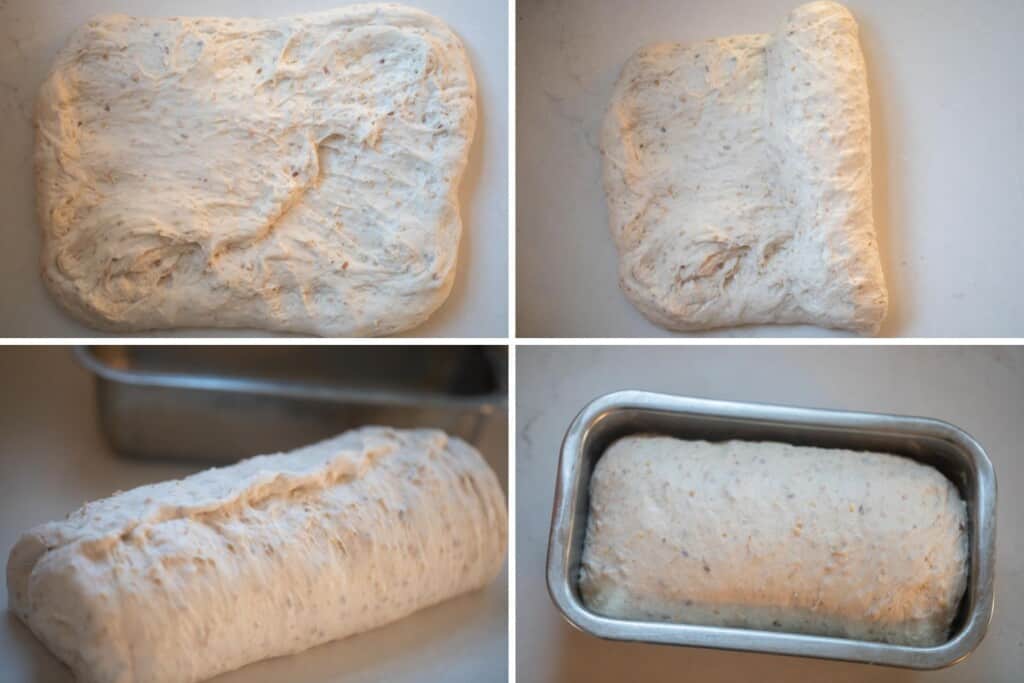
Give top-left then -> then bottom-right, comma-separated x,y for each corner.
36,5 -> 476,336
580,436 -> 967,647
602,1 -> 888,334
7,427 -> 507,683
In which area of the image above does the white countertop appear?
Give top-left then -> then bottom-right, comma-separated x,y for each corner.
516,0 -> 1024,338
0,0 -> 508,338
0,347 -> 508,683
516,346 -> 1024,681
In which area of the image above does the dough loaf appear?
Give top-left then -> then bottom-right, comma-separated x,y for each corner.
36,5 -> 476,336
580,436 -> 967,647
602,1 -> 887,334
7,427 -> 507,683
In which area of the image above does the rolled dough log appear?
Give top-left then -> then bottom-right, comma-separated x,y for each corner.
579,436 -> 967,646
7,427 -> 507,683
602,1 -> 888,334
36,5 -> 476,336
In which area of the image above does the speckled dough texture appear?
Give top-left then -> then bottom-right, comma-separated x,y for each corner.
7,427 -> 507,683
36,5 -> 476,336
602,1 -> 887,334
580,436 -> 967,647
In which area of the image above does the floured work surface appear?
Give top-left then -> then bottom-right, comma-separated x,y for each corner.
602,1 -> 887,334
36,5 -> 476,336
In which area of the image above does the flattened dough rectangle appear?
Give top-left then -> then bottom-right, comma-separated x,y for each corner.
36,5 -> 476,336
602,1 -> 887,334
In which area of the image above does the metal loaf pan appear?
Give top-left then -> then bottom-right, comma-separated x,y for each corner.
76,346 -> 506,463
547,391 -> 996,670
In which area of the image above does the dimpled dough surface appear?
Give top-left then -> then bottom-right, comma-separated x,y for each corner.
602,1 -> 887,334
579,436 -> 968,647
36,5 -> 476,336
7,428 -> 507,683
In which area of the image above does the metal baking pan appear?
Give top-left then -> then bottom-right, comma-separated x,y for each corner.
547,390 -> 996,670
75,346 -> 506,463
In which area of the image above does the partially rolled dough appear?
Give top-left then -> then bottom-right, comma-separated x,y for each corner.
36,5 -> 476,336
602,1 -> 888,334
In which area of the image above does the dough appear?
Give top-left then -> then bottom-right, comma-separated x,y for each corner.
602,1 -> 887,334
579,436 -> 967,647
7,427 -> 507,683
36,5 -> 476,336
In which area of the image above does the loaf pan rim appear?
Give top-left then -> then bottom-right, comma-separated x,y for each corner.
73,345 -> 506,410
